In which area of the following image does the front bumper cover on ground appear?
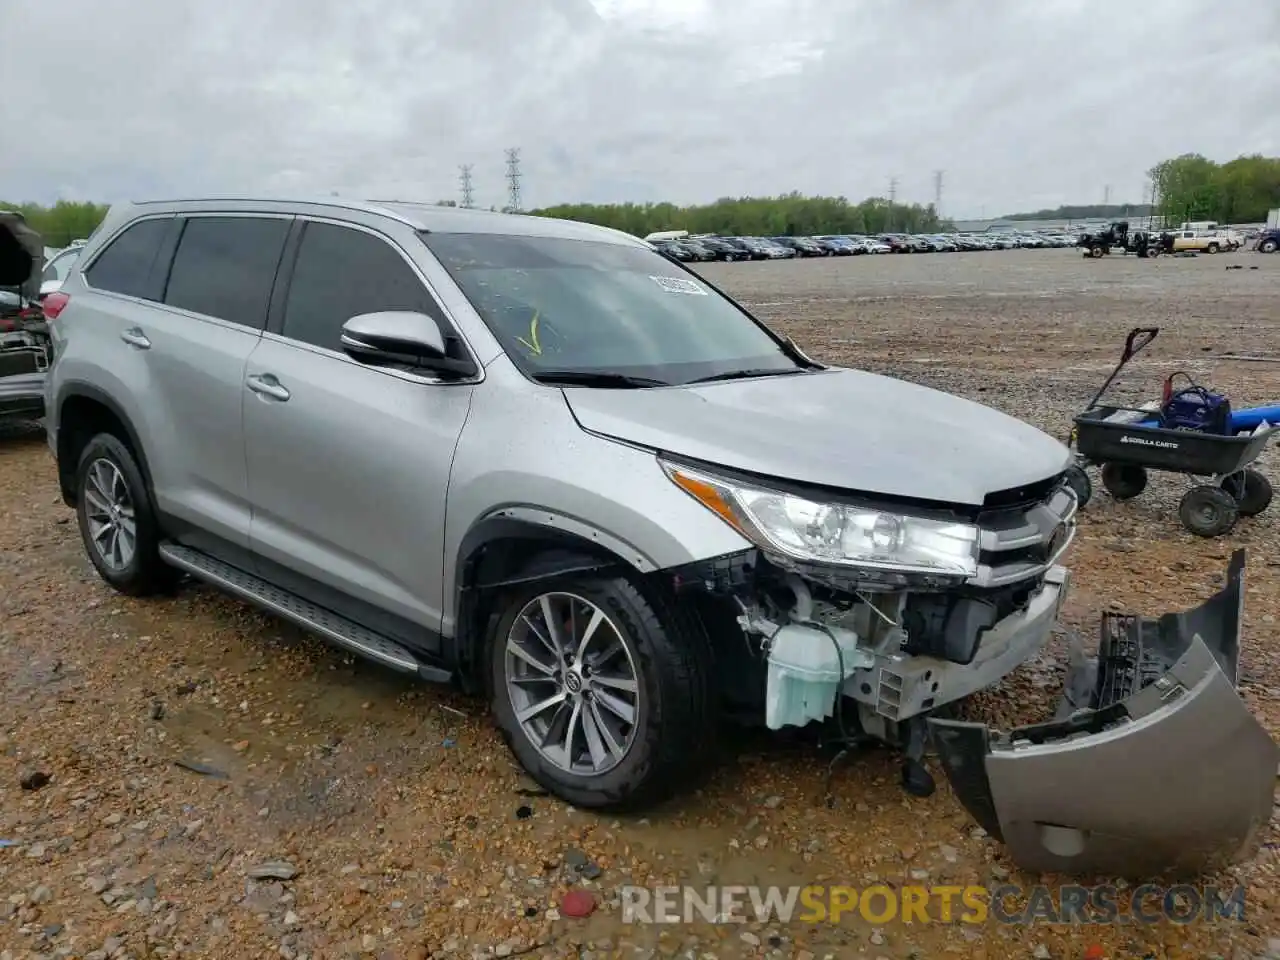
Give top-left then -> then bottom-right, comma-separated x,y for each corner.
929,549 -> 1280,878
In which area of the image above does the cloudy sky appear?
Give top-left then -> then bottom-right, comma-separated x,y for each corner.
3,0 -> 1276,217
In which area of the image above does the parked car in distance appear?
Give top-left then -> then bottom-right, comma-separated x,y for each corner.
40,240 -> 87,297
1172,230 -> 1226,254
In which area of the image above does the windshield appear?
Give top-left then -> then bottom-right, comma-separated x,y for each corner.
420,232 -> 801,384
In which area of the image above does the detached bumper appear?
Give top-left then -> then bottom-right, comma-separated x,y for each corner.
929,549 -> 1279,877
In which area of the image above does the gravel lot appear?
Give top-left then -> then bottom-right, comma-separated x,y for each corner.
2,248 -> 1279,960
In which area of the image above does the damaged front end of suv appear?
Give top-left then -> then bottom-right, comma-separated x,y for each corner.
664,457 -> 1077,797
930,548 -> 1279,877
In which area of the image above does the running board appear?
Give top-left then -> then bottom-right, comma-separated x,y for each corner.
158,544 -> 453,685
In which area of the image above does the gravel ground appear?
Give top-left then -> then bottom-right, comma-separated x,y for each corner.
2,248 -> 1279,960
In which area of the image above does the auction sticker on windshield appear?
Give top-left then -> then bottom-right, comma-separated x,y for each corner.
650,276 -> 708,295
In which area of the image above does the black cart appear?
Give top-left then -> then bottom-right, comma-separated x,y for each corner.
1064,327 -> 1275,537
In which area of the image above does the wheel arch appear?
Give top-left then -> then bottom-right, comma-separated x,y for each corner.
55,383 -> 153,508
450,516 -> 651,694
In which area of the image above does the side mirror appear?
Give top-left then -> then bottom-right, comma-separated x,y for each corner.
340,311 -> 476,378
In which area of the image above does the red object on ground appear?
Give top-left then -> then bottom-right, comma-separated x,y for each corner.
560,889 -> 596,918
1084,946 -> 1105,960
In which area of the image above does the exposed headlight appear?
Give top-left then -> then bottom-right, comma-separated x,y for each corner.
662,461 -> 980,578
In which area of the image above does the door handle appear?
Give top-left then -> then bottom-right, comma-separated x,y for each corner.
246,374 -> 291,402
120,328 -> 151,349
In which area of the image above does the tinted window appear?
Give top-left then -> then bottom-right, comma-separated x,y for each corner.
84,218 -> 169,298
281,222 -> 442,351
163,217 -> 290,329
420,232 -> 800,385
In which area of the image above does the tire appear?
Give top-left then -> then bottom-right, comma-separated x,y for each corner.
1207,244 -> 1219,254
487,574 -> 713,810
1089,245 -> 1104,258
1100,463 -> 1148,500
74,432 -> 178,595
1260,239 -> 1278,253
1221,468 -> 1273,517
1178,485 -> 1238,538
1065,464 -> 1093,508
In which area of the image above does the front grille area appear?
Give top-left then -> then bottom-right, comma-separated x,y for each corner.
972,479 -> 1077,588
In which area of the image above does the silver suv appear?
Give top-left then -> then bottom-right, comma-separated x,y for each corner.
43,198 -> 1275,874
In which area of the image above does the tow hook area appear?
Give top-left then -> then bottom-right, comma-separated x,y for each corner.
929,549 -> 1280,877
901,715 -> 935,798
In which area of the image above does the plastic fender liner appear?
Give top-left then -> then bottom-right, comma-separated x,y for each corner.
929,549 -> 1280,878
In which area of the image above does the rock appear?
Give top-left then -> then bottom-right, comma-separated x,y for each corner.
247,861 -> 299,881
762,795 -> 783,808
869,929 -> 885,945
19,770 -> 51,791
86,877 -> 110,895
30,886 -> 53,904
1032,946 -> 1050,959
740,931 -> 761,946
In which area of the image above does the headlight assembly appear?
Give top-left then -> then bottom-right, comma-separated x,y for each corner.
662,461 -> 980,578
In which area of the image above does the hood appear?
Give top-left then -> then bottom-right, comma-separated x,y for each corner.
0,212 -> 44,301
564,368 -> 1071,506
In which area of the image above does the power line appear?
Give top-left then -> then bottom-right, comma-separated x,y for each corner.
459,164 -> 474,208
505,148 -> 522,213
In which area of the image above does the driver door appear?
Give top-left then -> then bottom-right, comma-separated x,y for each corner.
243,219 -> 476,647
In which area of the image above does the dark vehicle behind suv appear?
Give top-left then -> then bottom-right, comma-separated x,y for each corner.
769,236 -> 825,257
1255,229 -> 1279,253
1,212 -> 51,425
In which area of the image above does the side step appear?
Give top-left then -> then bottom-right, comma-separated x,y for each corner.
158,544 -> 453,684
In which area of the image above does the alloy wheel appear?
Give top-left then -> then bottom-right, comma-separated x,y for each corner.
83,458 -> 137,571
504,592 -> 640,776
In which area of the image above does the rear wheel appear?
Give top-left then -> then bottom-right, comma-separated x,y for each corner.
1179,485 -> 1238,538
1100,462 -> 1148,500
1207,244 -> 1220,254
74,432 -> 178,595
1221,468 -> 1273,517
1260,239 -> 1278,253
488,575 -> 712,810
1089,245 -> 1105,258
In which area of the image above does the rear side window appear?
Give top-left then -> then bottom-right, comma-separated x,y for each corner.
163,216 -> 290,329
83,218 -> 169,298
281,222 -> 443,352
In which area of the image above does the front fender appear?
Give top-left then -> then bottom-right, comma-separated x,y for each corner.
930,549 -> 1280,879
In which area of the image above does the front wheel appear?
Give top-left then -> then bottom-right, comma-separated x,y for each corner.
1259,239 -> 1278,254
1065,464 -> 1093,508
1089,245 -> 1105,258
1207,244 -> 1220,254
1222,468 -> 1273,517
1179,485 -> 1238,538
488,575 -> 712,810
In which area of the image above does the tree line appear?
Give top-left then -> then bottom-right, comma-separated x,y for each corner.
5,152 -> 1277,247
1149,154 -> 1280,226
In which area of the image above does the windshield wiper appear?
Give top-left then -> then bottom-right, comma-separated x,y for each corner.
684,367 -> 809,385
530,370 -> 670,388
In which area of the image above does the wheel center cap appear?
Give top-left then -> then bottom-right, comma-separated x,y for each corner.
564,672 -> 583,694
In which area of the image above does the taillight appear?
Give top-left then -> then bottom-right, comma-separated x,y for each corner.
42,292 -> 70,320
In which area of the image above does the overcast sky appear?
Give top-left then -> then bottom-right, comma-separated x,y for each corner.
3,0 -> 1276,217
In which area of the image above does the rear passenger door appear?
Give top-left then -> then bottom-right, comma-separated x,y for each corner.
145,214 -> 292,554
242,219 -> 475,648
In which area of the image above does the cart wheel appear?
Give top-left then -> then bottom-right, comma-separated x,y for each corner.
1179,486 -> 1239,538
1065,464 -> 1092,508
1221,468 -> 1273,517
1100,463 -> 1148,500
